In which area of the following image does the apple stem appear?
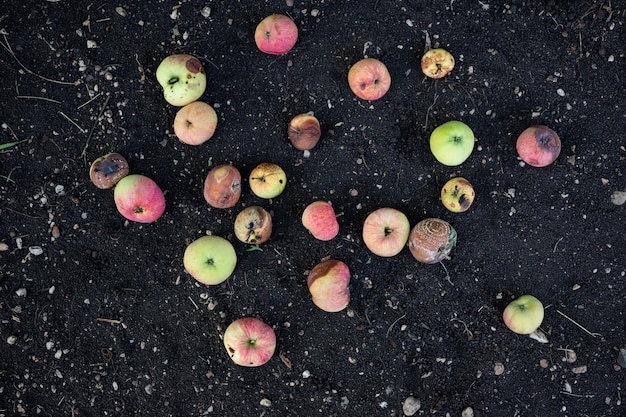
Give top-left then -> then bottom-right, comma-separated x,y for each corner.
168,76 -> 179,85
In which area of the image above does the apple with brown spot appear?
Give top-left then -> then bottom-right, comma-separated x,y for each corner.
516,125 -> 561,167
347,58 -> 391,101
307,259 -> 350,312
203,165 -> 241,209
288,113 -> 321,150
234,206 -> 272,245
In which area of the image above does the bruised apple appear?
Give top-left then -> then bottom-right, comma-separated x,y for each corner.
173,101 -> 218,145
203,164 -> 241,208
155,54 -> 206,106
254,14 -> 298,55
440,177 -> 475,213
223,317 -> 276,367
307,259 -> 350,312
249,163 -> 287,199
288,113 -> 321,150
347,58 -> 391,101
302,201 -> 339,241
89,153 -> 129,189
408,218 -> 457,264
421,48 -> 455,79
113,174 -> 165,223
234,206 -> 272,244
516,125 -> 561,167
362,207 -> 410,257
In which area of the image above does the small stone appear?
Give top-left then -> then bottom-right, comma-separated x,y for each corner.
0,242 -> 8,251
566,350 -> 577,363
144,384 -> 153,395
494,361 -> 505,375
402,396 -> 421,416
557,88 -> 565,96
260,398 -> 272,407
115,6 -> 127,16
200,6 -> 211,17
29,246 -> 43,256
51,225 -> 61,238
462,407 -> 474,417
610,190 -> 626,205
7,335 -> 17,345
15,288 -> 27,297
572,365 -> 587,374
617,348 -> 626,367
539,359 -> 549,368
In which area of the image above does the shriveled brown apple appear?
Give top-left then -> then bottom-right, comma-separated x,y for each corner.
89,153 -> 129,189
307,259 -> 350,312
408,218 -> 457,264
203,164 -> 242,209
288,113 -> 321,150
234,206 -> 272,244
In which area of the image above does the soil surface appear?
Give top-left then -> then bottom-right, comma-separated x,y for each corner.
1,1 -> 625,416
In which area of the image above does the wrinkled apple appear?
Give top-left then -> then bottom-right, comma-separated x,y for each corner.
288,113 -> 321,150
408,218 -> 456,264
173,101 -> 218,145
440,177 -> 475,213
155,54 -> 206,106
234,206 -> 272,244
183,235 -> 237,285
89,153 -> 129,189
362,207 -> 410,257
516,125 -> 561,167
113,174 -> 165,223
302,201 -> 339,241
254,14 -> 298,55
421,48 -> 455,79
249,162 -> 287,199
307,259 -> 350,312
347,58 -> 391,101
203,164 -> 241,209
223,317 -> 276,367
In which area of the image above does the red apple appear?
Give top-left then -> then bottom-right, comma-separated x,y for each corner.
362,208 -> 410,257
113,174 -> 165,223
302,201 -> 339,241
254,14 -> 298,55
516,125 -> 561,167
203,164 -> 241,209
234,206 -> 272,244
173,101 -> 218,145
347,58 -> 391,101
307,259 -> 350,312
288,113 -> 321,150
408,218 -> 456,264
223,317 -> 276,367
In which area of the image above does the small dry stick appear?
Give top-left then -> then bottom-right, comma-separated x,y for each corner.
556,309 -> 602,338
96,317 -> 122,324
386,314 -> 406,338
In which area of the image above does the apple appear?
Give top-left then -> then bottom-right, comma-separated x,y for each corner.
421,48 -> 455,79
183,235 -> 237,285
89,153 -> 129,189
516,125 -> 561,167
254,14 -> 298,55
288,113 -> 321,150
113,174 -> 165,223
223,317 -> 276,367
173,101 -> 218,145
249,162 -> 287,199
362,207 -> 410,257
234,206 -> 272,244
502,295 -> 544,334
155,54 -> 206,106
430,120 -> 475,166
307,259 -> 350,312
203,164 -> 241,209
440,177 -> 475,213
347,58 -> 391,101
408,218 -> 457,264
302,201 -> 339,241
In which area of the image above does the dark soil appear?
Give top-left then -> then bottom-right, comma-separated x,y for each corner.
1,1 -> 625,416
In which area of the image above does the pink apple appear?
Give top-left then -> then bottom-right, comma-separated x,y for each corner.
362,208 -> 410,257
347,58 -> 391,101
516,125 -> 561,167
113,174 -> 165,223
173,101 -> 218,145
307,259 -> 350,312
502,295 -> 544,334
302,201 -> 339,241
254,14 -> 298,55
223,317 -> 276,367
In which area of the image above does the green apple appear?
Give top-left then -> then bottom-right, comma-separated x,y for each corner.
429,120 -> 475,166
183,235 -> 236,285
502,295 -> 544,334
155,54 -> 206,106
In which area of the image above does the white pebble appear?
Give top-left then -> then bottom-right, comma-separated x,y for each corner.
402,396 -> 421,416
557,88 -> 565,96
302,370 -> 311,378
260,398 -> 272,407
462,407 -> 474,417
15,288 -> 27,297
46,341 -> 55,350
29,246 -> 44,256
7,335 -> 17,345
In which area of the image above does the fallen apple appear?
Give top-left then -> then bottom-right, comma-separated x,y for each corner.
173,101 -> 218,145
440,177 -> 475,213
347,58 -> 391,101
155,54 -> 206,106
430,120 -> 475,166
502,295 -> 544,334
249,162 -> 287,199
288,113 -> 321,150
421,48 -> 455,79
223,317 -> 276,367
234,206 -> 272,244
254,14 -> 298,55
183,235 -> 237,285
89,152 -> 129,189
302,201 -> 339,241
516,125 -> 561,167
408,218 -> 457,264
203,164 -> 241,209
113,174 -> 165,223
307,259 -> 350,312
362,207 -> 410,257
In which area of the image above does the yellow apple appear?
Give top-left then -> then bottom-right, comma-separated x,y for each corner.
421,48 -> 455,79
440,177 -> 475,213
249,163 -> 286,199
